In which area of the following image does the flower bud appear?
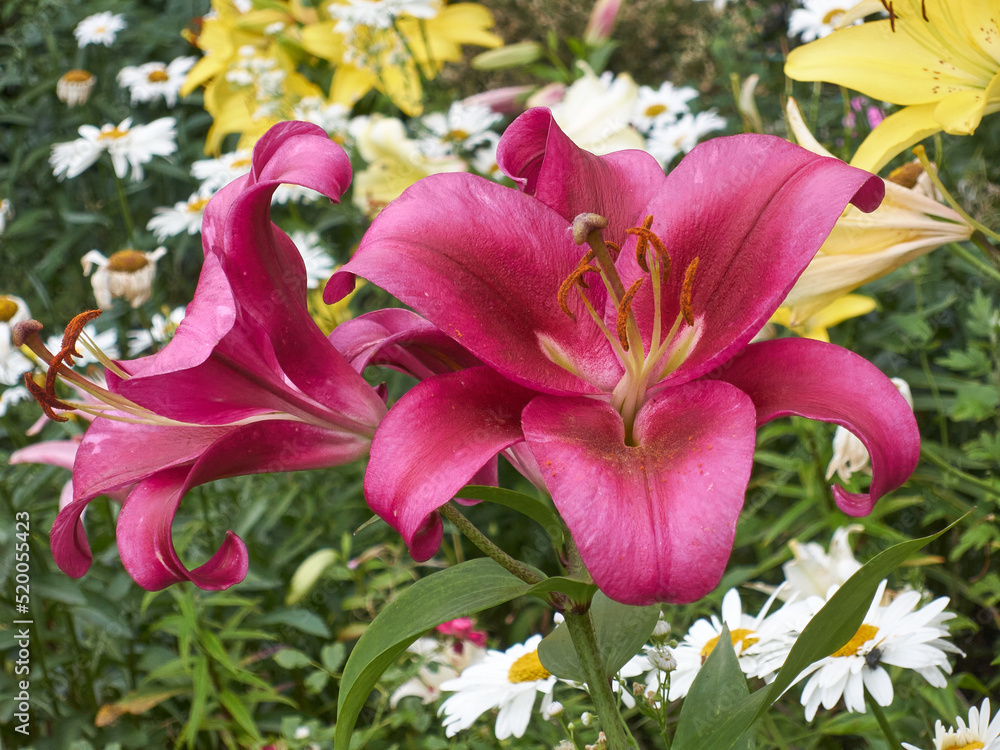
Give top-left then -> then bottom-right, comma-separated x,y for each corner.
583,0 -> 621,45
286,548 -> 338,605
472,41 -> 543,70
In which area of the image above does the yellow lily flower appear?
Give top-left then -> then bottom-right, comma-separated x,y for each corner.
772,294 -> 877,342
776,98 -> 973,328
785,0 -> 1000,172
300,2 -> 502,116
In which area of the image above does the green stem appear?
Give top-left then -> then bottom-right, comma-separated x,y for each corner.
865,692 -> 900,749
562,611 -> 635,750
439,504 -> 543,585
912,145 -> 1000,242
947,241 -> 1000,283
920,443 -> 1000,495
112,173 -> 136,243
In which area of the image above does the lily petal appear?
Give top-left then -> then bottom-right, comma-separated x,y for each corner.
850,103 -> 945,173
114,420 -> 366,590
496,108 -> 664,246
330,308 -> 481,379
708,338 -> 919,515
365,366 -> 538,561
522,380 -> 757,605
623,134 -> 883,384
327,173 -> 622,394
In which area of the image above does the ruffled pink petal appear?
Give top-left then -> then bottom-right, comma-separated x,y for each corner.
326,173 -> 621,394
496,108 -> 665,246
50,495 -> 94,578
116,420 -> 368,590
329,308 -> 481,379
708,337 -> 919,515
615,134 -> 884,385
521,380 -> 757,605
365,367 -> 538,561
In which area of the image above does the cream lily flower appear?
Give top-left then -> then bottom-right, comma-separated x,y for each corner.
772,294 -> 876,342
778,97 -> 973,325
785,0 -> 1000,172
349,114 -> 466,217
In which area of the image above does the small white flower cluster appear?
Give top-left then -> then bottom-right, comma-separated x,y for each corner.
328,0 -> 440,69
529,63 -> 726,169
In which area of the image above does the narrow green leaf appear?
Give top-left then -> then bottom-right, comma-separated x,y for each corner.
334,558 -> 534,749
671,517 -> 965,750
459,485 -> 565,545
218,688 -> 261,740
538,592 -> 659,681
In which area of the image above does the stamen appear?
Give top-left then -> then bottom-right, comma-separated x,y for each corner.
680,257 -> 700,326
557,263 -> 599,318
22,373 -> 72,422
604,240 -> 621,262
625,215 -> 655,272
616,278 -> 643,351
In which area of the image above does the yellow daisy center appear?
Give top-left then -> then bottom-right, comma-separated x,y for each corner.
147,69 -> 170,83
231,157 -> 253,169
0,296 -> 19,323
107,249 -> 150,273
507,650 -> 551,683
446,129 -> 470,142
700,628 -> 759,662
187,197 -> 211,213
644,104 -> 668,117
63,69 -> 94,83
831,623 -> 879,657
98,126 -> 129,141
942,743 -> 984,750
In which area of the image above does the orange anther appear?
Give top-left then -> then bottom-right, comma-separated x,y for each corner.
616,278 -> 643,351
23,373 -> 71,422
681,257 -> 699,326
558,263 -> 599,318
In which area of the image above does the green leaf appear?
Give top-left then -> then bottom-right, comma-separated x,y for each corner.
255,608 -> 332,638
525,575 -> 598,607
671,518 -> 964,750
459,485 -> 565,546
218,688 -> 262,741
674,625 -> 755,750
334,558 -> 534,749
537,592 -> 659,681
321,642 -> 346,673
273,648 -> 313,670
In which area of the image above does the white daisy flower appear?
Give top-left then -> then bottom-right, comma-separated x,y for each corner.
788,0 -> 860,41
289,231 -> 336,289
74,11 -> 126,48
828,378 -> 913,482
192,150 -> 254,194
0,385 -> 31,416
660,588 -> 801,700
117,57 -> 197,107
471,132 -> 501,180
1,295 -> 33,387
390,636 -> 487,708
81,247 -> 167,310
632,81 -> 699,133
438,634 -> 557,740
421,100 -> 503,153
57,70 -> 97,107
147,193 -> 210,242
51,118 -> 178,182
45,324 -> 119,365
903,698 -> 1000,750
128,306 -> 186,354
645,110 -> 727,168
782,525 -> 864,600
797,580 -> 962,722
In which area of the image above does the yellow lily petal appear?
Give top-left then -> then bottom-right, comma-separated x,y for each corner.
850,103 -> 943,173
330,65 -> 378,109
786,20 -> 983,106
810,294 -> 877,329
403,3 -> 503,66
300,21 -> 346,64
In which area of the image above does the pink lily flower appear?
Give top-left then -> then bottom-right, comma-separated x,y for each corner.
19,122 -> 386,591
326,108 -> 919,606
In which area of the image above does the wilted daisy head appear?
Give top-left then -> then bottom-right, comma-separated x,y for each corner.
57,70 -> 97,107
81,247 -> 167,310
